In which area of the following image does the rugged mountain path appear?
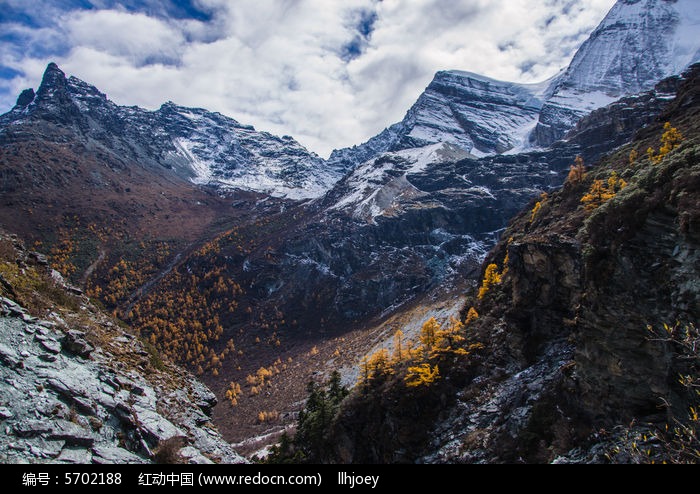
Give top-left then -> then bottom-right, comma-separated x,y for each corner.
123,252 -> 182,318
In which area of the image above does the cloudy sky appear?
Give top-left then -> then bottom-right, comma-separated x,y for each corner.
0,0 -> 616,156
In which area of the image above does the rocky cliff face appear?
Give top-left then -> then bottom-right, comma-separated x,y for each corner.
325,64 -> 700,464
0,233 -> 246,464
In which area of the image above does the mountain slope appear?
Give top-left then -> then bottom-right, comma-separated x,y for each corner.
0,232 -> 246,463
0,63 -> 303,307
323,64 -> 700,464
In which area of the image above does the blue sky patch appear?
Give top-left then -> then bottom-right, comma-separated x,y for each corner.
341,8 -> 379,62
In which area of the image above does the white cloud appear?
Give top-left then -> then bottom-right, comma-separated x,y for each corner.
63,10 -> 186,66
0,0 -> 617,156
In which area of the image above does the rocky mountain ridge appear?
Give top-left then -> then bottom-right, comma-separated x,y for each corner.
2,63 -> 337,200
0,0 -> 699,463
327,71 -> 554,171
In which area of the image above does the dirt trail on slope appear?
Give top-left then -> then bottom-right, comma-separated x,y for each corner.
80,248 -> 106,286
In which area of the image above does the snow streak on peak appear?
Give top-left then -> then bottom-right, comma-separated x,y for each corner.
329,143 -> 470,223
156,103 -> 339,200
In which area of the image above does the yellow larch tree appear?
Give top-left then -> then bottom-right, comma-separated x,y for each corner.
628,149 -> 638,166
567,156 -> 587,184
465,307 -> 479,325
419,318 -> 441,350
478,263 -> 502,299
405,363 -> 440,388
358,348 -> 394,388
581,172 -> 627,211
659,122 -> 683,157
647,122 -> 684,164
392,329 -> 406,364
530,193 -> 548,223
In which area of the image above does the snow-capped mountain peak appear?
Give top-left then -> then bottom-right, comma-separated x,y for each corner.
532,0 -> 700,146
330,0 -> 700,167
153,102 -> 337,200
328,70 -> 559,171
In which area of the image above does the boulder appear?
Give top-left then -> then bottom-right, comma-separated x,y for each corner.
0,342 -> 23,369
61,330 -> 94,358
13,420 -> 52,438
28,439 -> 65,459
48,420 -> 95,447
56,447 -> 93,464
179,446 -> 214,464
132,406 -> 185,446
189,381 -> 217,415
39,338 -> 61,354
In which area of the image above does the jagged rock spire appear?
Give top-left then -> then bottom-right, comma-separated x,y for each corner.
36,62 -> 68,98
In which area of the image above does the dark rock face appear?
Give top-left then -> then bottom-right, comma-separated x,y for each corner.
327,124 -> 404,172
61,330 -> 95,358
529,103 -> 579,149
574,191 -> 700,423
562,75 -> 684,157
